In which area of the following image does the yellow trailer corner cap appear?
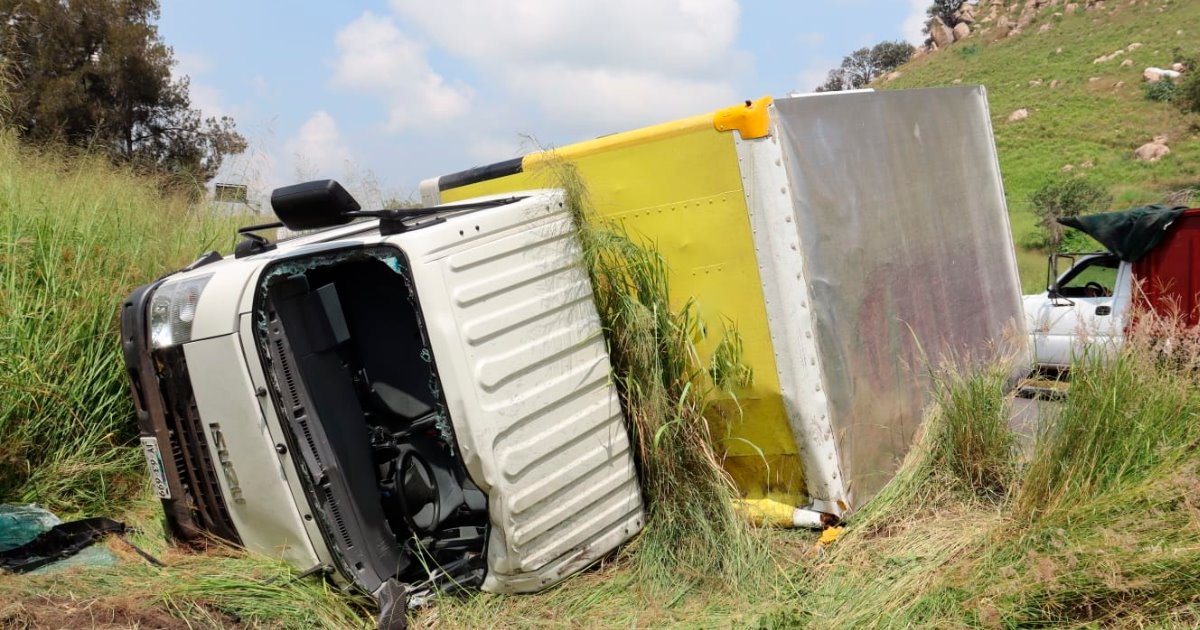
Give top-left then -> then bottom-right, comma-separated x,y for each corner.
713,96 -> 773,139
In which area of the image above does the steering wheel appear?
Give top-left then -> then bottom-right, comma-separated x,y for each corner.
1083,281 -> 1109,297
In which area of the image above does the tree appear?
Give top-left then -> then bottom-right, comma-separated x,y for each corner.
926,0 -> 967,27
0,0 -> 245,185
1029,177 -> 1112,249
814,40 -> 915,92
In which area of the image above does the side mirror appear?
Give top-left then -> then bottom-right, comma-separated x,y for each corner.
1046,253 -> 1075,306
270,180 -> 361,231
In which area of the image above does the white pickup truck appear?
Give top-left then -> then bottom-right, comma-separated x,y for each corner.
1023,206 -> 1200,369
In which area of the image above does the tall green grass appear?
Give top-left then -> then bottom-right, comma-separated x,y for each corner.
554,160 -> 770,588
766,324 -> 1200,629
0,494 -> 370,628
0,132 -> 243,516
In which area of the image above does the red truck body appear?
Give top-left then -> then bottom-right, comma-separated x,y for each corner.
1133,209 -> 1200,327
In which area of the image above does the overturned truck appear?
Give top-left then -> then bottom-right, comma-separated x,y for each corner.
121,87 -> 1025,620
421,86 -> 1027,516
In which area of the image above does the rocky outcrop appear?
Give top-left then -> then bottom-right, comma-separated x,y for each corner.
918,0 -> 1108,56
919,1 -> 989,53
929,16 -> 956,48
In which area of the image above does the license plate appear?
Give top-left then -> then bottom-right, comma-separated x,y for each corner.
140,436 -> 172,499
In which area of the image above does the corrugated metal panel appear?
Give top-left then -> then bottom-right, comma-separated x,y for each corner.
438,210 -> 643,588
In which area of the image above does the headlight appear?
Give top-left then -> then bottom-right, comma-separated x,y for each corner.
149,274 -> 213,349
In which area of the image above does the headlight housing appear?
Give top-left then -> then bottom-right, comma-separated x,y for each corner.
149,274 -> 213,348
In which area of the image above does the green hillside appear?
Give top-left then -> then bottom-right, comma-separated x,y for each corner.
882,0 -> 1200,290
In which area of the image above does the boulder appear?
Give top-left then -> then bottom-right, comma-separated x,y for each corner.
1029,79 -> 1043,87
956,3 -> 977,23
1144,67 -> 1182,83
953,22 -> 971,41
1066,3 -> 1079,13
1127,42 -> 1143,52
1134,136 -> 1170,162
929,17 -> 955,48
1039,23 -> 1052,33
1008,108 -> 1030,122
1050,79 -> 1061,88
1062,164 -> 1075,172
1172,62 -> 1186,73
1120,58 -> 1134,67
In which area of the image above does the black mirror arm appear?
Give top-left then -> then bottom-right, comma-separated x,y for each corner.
1048,286 -> 1074,307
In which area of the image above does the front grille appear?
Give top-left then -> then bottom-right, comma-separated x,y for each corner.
155,347 -> 242,544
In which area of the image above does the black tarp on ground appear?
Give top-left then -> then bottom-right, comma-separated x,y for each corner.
1058,205 -> 1189,262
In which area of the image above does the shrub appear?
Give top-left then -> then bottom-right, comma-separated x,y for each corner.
1143,79 -> 1177,103
1057,227 -> 1103,253
1029,177 -> 1112,249
1172,48 -> 1200,114
1176,70 -> 1200,114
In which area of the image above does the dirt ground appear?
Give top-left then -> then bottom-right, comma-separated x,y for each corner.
0,596 -> 205,630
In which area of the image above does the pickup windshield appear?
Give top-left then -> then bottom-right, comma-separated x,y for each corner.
1058,255 -> 1119,298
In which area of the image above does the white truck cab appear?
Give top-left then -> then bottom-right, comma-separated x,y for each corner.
1023,252 -> 1131,369
1023,206 -> 1200,370
121,184 -> 643,624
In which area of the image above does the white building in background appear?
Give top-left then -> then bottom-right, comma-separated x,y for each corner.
209,183 -> 262,217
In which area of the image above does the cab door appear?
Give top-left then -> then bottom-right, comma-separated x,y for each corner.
1029,254 -> 1130,368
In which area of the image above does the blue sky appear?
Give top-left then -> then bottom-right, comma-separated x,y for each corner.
159,0 -> 929,205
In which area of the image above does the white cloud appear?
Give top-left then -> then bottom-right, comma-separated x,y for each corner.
285,111 -> 352,179
466,137 -> 526,163
902,0 -> 930,45
797,32 -> 827,48
508,64 -> 737,131
169,51 -> 228,120
188,83 -> 226,119
795,56 -> 838,94
174,51 -> 212,78
389,0 -> 738,75
385,0 -> 744,132
332,12 -> 471,131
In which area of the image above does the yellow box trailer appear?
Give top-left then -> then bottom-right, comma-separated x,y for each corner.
420,87 -> 1026,519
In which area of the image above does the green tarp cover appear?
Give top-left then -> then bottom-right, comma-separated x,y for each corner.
1058,205 -> 1188,262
